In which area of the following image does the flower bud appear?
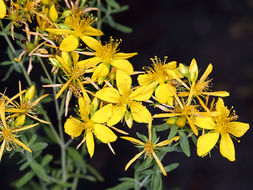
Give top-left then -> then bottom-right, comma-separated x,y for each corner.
49,57 -> 61,67
49,4 -> 58,22
176,117 -> 186,127
91,97 -> 99,113
166,117 -> 176,125
62,10 -> 71,19
178,63 -> 189,77
25,85 -> 35,101
125,111 -> 133,129
15,115 -> 26,126
189,58 -> 198,82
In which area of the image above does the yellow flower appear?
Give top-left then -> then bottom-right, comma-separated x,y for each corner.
96,70 -> 155,128
2,82 -> 50,124
46,13 -> 103,52
137,57 -> 188,106
121,121 -> 179,176
78,36 -> 137,82
64,97 -> 117,157
179,59 -> 229,111
0,99 -> 38,162
0,0 -> 6,19
196,98 -> 249,161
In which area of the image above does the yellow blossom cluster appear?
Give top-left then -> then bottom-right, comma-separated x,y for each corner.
0,0 -> 250,177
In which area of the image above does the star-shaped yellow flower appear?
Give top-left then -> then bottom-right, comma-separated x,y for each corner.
196,98 -> 249,161
95,70 -> 155,128
0,99 -> 38,162
78,36 -> 137,82
46,13 -> 103,52
64,97 -> 117,157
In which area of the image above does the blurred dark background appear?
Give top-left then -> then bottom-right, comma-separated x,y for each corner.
1,0 -> 253,189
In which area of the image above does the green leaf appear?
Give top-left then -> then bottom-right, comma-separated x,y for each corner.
152,123 -> 170,132
19,161 -> 31,171
159,146 -> 175,152
111,5 -> 129,14
0,61 -> 12,65
1,66 -> 14,81
136,132 -> 147,142
106,16 -> 132,33
106,181 -> 135,190
136,157 -> 152,172
191,135 -> 197,145
41,154 -> 53,166
168,125 -> 178,139
30,161 -> 50,182
67,147 -> 87,172
14,171 -> 35,188
30,142 -> 48,151
164,163 -> 179,172
151,173 -> 162,190
105,0 -> 120,9
178,131 -> 190,157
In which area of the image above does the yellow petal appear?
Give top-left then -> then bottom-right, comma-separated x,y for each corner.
195,116 -> 216,130
64,117 -> 84,138
77,57 -> 103,68
91,63 -> 109,81
116,70 -> 132,95
154,83 -> 174,105
155,136 -> 180,147
0,100 -> 7,128
96,87 -> 121,103
216,98 -> 229,117
93,124 -> 117,143
199,63 -> 213,83
137,74 -> 154,86
80,36 -> 102,51
0,140 -> 5,162
12,138 -> 31,152
86,130 -> 95,158
125,150 -> 145,171
130,82 -> 156,101
229,122 -> 249,137
46,28 -> 73,35
189,58 -> 198,82
152,151 -> 167,176
59,35 -> 79,52
187,116 -> 199,136
129,101 -> 151,123
110,60 -> 134,75
197,132 -> 219,157
82,26 -> 104,36
91,104 -> 112,123
203,91 -> 230,97
220,133 -> 235,161
114,52 -> 137,60
55,79 -> 72,99
0,0 -> 6,19
107,105 -> 126,126
121,136 -> 145,145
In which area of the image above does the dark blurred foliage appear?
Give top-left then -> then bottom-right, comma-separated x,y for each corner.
1,0 -> 253,189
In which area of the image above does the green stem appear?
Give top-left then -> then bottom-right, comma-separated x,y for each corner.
71,168 -> 81,190
53,74 -> 67,187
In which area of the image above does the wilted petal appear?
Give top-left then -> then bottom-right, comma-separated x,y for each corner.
125,150 -> 144,171
197,132 -> 219,157
121,136 -> 145,145
220,133 -> 235,161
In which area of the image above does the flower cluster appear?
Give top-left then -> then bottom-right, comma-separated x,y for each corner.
0,0 -> 249,179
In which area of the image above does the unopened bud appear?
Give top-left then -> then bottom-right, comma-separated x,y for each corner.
91,97 -> 99,113
15,115 -> 26,126
125,111 -> 133,129
166,117 -> 176,125
49,4 -> 58,22
49,57 -> 61,67
25,85 -> 35,101
176,117 -> 186,127
178,63 -> 189,77
189,58 -> 198,82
